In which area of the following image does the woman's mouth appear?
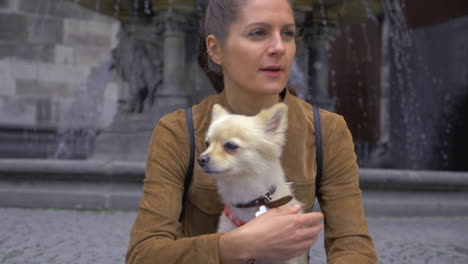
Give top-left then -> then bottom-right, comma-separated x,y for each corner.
260,66 -> 284,77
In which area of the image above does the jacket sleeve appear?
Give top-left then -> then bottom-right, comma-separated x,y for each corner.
126,112 -> 222,264
318,114 -> 379,264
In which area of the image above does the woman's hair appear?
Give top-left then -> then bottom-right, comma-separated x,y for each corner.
197,0 -> 297,95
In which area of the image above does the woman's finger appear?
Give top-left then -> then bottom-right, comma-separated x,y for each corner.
294,212 -> 324,227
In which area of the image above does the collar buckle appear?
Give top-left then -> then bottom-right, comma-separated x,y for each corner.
263,191 -> 273,202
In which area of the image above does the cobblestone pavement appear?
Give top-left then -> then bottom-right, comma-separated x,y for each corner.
0,208 -> 467,264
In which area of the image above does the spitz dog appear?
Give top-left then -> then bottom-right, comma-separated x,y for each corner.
198,103 -> 308,264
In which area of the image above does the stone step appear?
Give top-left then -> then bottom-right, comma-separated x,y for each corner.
1,159 -> 468,190
1,179 -> 467,217
361,190 -> 468,217
0,159 -> 144,182
1,159 -> 467,216
0,180 -> 142,210
359,168 -> 468,192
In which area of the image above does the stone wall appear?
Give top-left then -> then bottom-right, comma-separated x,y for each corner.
0,0 -> 121,159
0,0 -> 120,128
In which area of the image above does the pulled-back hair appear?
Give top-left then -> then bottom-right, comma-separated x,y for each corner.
197,0 -> 296,95
197,0 -> 245,93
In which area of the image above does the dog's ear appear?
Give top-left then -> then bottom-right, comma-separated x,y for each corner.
257,103 -> 288,145
212,104 -> 230,122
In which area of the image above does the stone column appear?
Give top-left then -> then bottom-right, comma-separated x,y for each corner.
163,14 -> 185,93
309,38 -> 335,110
304,23 -> 336,111
368,16 -> 392,167
149,11 -> 193,123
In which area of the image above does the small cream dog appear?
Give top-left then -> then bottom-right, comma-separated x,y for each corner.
197,103 -> 308,264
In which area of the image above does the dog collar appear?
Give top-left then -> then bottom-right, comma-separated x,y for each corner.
223,205 -> 258,264
224,205 -> 247,226
233,184 -> 294,209
232,185 -> 276,208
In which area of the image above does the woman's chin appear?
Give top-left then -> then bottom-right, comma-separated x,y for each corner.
238,80 -> 288,96
258,84 -> 288,95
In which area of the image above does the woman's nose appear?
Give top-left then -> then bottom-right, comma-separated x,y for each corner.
268,33 -> 286,56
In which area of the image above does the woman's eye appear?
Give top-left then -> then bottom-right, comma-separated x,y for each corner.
224,142 -> 239,152
205,141 -> 210,148
282,29 -> 296,40
249,29 -> 266,38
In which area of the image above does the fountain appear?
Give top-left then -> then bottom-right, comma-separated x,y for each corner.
0,0 -> 467,170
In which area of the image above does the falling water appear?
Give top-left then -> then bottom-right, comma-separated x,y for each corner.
380,0 -> 468,170
144,0 -> 151,15
316,0 -> 332,45
360,23 -> 373,63
52,60 -> 113,159
382,0 -> 431,169
362,0 -> 379,25
113,0 -> 120,18
15,0 -> 467,169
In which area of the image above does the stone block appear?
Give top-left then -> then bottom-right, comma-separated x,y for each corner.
0,60 -> 15,96
16,79 -> 77,98
0,43 -> 55,62
0,95 -> 36,125
0,0 -> 10,9
35,97 -> 60,125
0,78 -> 15,96
0,14 -> 29,41
15,0 -> 51,13
92,131 -> 151,162
63,19 -> 114,48
110,22 -> 121,49
6,59 -> 37,80
18,0 -> 74,17
73,45 -> 112,66
54,44 -> 112,66
27,16 -> 64,45
98,82 -> 118,128
55,97 -> 73,124
17,0 -> 117,23
9,59 -> 90,84
53,45 -> 74,64
37,62 -> 90,83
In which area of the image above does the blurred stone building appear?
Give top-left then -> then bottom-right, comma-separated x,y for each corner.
1,0 -> 467,171
0,0 -> 120,158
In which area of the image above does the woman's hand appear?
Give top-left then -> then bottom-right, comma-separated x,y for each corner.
219,205 -> 324,263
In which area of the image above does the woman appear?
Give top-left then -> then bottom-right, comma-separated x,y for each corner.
126,0 -> 378,263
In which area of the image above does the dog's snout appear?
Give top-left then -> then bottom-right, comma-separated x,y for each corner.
197,155 -> 211,167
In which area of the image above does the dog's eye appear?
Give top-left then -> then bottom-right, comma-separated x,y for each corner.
224,142 -> 239,152
205,140 -> 210,148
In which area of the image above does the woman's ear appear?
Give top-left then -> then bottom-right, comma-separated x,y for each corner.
206,35 -> 222,65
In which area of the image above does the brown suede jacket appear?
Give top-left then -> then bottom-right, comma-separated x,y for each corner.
126,90 -> 378,264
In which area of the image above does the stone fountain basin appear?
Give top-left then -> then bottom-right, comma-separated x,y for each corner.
0,159 -> 467,217
0,124 -> 98,159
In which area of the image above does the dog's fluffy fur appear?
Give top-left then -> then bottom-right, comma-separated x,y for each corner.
198,103 -> 308,264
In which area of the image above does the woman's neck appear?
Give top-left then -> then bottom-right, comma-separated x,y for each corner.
224,88 -> 281,116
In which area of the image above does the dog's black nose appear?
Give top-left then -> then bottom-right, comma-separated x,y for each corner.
197,155 -> 211,167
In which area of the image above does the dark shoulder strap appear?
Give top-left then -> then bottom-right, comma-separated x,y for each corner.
313,105 -> 323,197
180,107 -> 195,221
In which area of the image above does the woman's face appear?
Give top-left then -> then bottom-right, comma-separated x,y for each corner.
217,0 -> 296,96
